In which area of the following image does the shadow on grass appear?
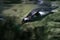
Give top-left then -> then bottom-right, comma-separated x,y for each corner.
0,16 -> 21,40
1,14 -> 60,40
0,16 -> 33,40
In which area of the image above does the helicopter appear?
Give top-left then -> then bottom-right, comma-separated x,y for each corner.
21,0 -> 58,24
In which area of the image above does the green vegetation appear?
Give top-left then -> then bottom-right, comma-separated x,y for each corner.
0,1 -> 60,40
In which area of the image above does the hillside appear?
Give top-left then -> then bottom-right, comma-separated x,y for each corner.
1,1 -> 60,40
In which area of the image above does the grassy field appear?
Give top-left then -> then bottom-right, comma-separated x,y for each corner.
1,3 -> 60,40
2,3 -> 60,28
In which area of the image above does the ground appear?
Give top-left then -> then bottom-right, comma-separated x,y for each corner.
1,2 -> 60,40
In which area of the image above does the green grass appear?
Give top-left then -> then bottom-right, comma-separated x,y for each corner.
1,3 -> 60,40
3,3 -> 60,29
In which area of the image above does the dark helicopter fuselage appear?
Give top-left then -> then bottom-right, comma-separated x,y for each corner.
21,0 -> 58,24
